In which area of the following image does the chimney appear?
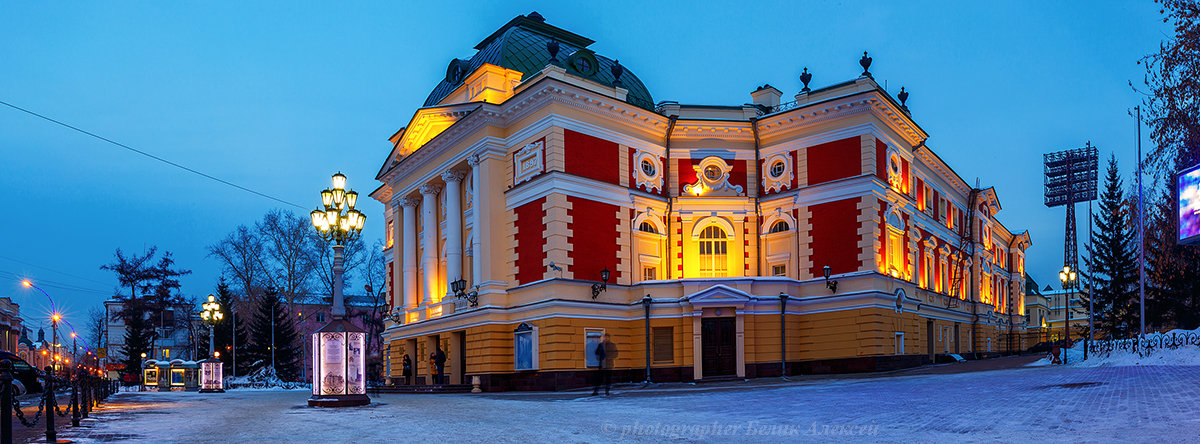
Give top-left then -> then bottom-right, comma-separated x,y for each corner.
751,84 -> 782,108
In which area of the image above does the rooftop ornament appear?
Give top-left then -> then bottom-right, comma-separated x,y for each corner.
898,87 -> 909,113
859,51 -> 873,78
546,38 -> 560,64
799,67 -> 812,93
611,59 -> 624,86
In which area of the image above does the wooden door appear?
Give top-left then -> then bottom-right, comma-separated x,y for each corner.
701,317 -> 736,377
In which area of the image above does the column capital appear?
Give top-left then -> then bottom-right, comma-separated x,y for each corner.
419,183 -> 442,196
401,196 -> 421,208
441,169 -> 467,184
467,154 -> 481,167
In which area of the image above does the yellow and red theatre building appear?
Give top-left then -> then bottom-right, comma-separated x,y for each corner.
372,12 -> 1033,390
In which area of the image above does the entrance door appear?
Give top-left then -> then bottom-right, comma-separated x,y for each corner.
701,317 -> 736,377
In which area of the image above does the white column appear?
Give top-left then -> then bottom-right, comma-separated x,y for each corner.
420,183 -> 441,305
401,196 -> 420,309
468,155 -> 483,285
442,170 -> 466,296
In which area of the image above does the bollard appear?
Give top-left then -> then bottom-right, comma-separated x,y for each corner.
1,360 -> 12,444
43,367 -> 55,443
71,371 -> 80,427
82,376 -> 90,418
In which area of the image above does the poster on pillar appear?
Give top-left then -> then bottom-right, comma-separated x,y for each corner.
346,332 -> 366,395
320,332 -> 346,395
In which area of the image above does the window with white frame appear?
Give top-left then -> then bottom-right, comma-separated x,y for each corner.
638,221 -> 658,234
514,323 -> 538,370
768,220 -> 790,234
894,332 -> 905,355
885,213 -> 904,277
643,266 -> 657,282
585,329 -> 603,368
772,264 -> 787,277
924,250 -> 935,289
698,225 -> 728,277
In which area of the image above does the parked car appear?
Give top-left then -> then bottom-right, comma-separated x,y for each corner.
0,351 -> 44,395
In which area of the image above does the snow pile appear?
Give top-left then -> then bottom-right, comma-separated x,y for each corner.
1028,327 -> 1200,367
226,365 -> 309,390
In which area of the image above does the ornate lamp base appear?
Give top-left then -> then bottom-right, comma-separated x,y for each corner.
308,394 -> 370,407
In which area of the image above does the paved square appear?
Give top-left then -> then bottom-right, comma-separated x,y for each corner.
49,364 -> 1200,443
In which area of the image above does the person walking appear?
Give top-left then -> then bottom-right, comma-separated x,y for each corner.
592,333 -> 615,396
401,354 -> 413,385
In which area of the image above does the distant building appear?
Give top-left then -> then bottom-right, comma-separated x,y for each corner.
104,298 -> 200,379
371,13 -> 1033,390
0,297 -> 21,353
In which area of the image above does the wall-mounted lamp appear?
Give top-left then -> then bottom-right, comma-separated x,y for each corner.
591,266 -> 610,300
452,278 -> 479,307
823,265 -> 839,293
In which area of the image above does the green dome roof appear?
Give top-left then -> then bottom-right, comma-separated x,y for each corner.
423,13 -> 654,110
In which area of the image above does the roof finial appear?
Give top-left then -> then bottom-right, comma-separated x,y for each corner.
527,11 -> 545,22
611,59 -> 624,86
859,51 -> 873,78
799,67 -> 812,93
897,87 -> 909,113
546,38 -> 560,64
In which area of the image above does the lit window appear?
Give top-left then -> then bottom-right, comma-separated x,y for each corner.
385,220 -> 394,248
772,265 -> 787,277
698,226 -> 728,277
885,213 -> 904,276
639,221 -> 658,233
768,221 -> 789,234
643,267 -> 656,281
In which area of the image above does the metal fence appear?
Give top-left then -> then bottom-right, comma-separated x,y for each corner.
1,360 -> 117,444
1086,332 -> 1200,358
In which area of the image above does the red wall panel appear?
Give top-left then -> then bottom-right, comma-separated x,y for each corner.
678,159 -> 699,194
876,139 -> 888,180
565,130 -> 619,184
807,137 -> 862,186
514,198 -> 547,285
566,196 -> 621,281
809,198 -> 861,277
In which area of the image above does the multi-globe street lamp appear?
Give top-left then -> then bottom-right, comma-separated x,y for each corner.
308,172 -> 369,407
1058,266 -> 1078,364
200,294 -> 225,392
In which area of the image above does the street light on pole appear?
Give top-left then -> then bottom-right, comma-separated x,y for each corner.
1059,266 -> 1077,364
200,294 -> 225,393
308,172 -> 369,407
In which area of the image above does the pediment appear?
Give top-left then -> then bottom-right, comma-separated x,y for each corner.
683,285 -> 753,305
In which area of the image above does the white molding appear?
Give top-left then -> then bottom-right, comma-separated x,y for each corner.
691,216 -> 736,239
761,151 -> 794,194
505,171 -> 634,211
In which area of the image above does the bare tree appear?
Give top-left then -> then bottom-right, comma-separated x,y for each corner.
307,233 -> 366,301
208,224 -> 268,306
360,240 -> 389,378
257,209 -> 316,311
85,306 -> 107,353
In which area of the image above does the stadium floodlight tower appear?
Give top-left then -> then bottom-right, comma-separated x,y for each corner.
1043,143 -> 1099,280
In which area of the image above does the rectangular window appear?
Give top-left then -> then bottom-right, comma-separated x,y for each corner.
772,265 -> 787,277
585,330 -> 603,368
698,226 -> 729,277
386,220 -> 395,248
924,254 -> 935,289
514,326 -> 538,370
653,327 -> 674,363
887,231 -> 903,276
894,332 -> 905,355
643,267 -> 657,282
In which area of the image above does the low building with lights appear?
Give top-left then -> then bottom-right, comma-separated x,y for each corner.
104,298 -> 200,379
371,13 -> 1033,390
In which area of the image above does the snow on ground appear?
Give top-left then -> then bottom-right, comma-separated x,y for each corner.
52,364 -> 1200,443
1029,327 -> 1200,367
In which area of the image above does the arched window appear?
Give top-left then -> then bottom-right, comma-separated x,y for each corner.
698,225 -> 728,277
768,221 -> 789,234
639,221 -> 658,233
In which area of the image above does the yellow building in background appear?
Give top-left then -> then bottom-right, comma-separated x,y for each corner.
371,12 -> 1033,390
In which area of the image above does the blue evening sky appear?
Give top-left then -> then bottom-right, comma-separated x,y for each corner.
0,1 -> 1166,331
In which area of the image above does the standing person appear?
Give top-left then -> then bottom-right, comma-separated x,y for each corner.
401,354 -> 413,385
433,344 -> 447,385
592,333 -> 615,396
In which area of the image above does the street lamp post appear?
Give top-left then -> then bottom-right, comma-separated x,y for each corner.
308,172 -> 369,407
51,313 -> 61,373
200,294 -> 225,393
1058,266 -> 1077,364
